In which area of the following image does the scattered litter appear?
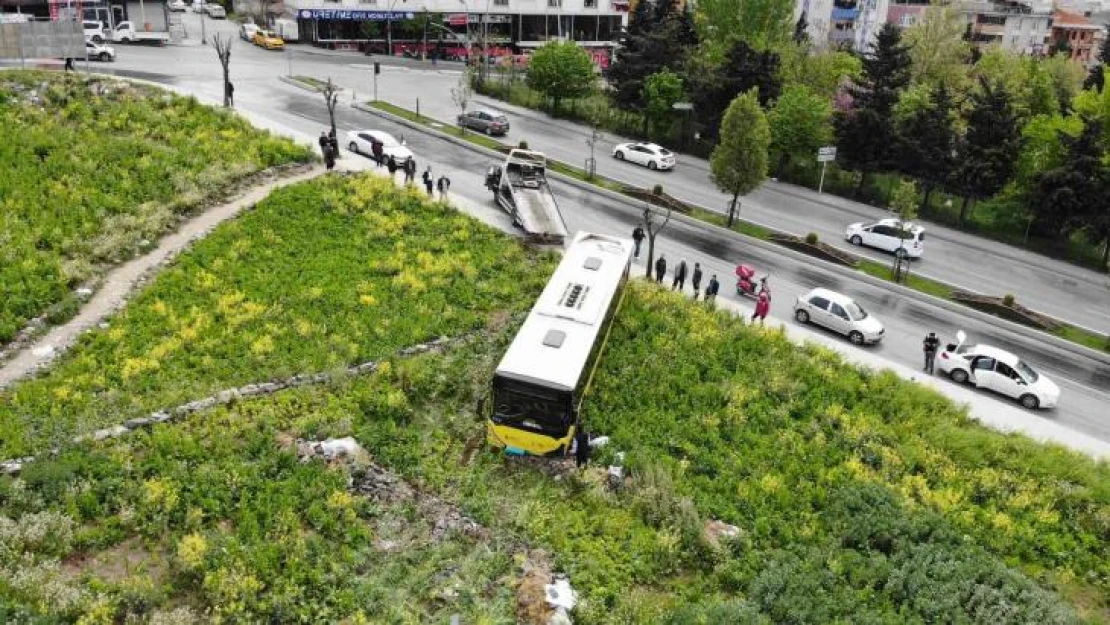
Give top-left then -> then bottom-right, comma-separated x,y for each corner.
607,465 -> 624,490
704,519 -> 742,547
32,345 -> 55,358
587,435 -> 609,448
299,436 -> 366,462
75,287 -> 93,298
544,577 -> 577,611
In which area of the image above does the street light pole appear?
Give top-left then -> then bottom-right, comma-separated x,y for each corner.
200,6 -> 207,44
385,0 -> 407,56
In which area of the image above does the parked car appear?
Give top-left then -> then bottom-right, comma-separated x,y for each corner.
612,142 -> 676,170
937,340 -> 1060,409
793,288 -> 884,345
845,218 -> 925,259
252,30 -> 284,50
345,130 -> 413,163
240,22 -> 260,42
206,4 -> 226,18
168,0 -> 187,11
457,109 -> 510,135
83,20 -> 107,43
193,0 -> 207,12
86,40 -> 116,61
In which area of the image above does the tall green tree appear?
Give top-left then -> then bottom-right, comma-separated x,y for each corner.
835,23 -> 912,195
608,2 -> 694,112
951,79 -> 1021,223
690,40 -> 781,139
710,89 -> 770,226
768,84 -> 833,177
694,0 -> 794,58
902,5 -> 971,92
1028,118 -> 1107,239
643,69 -> 686,138
526,42 -> 595,111
897,84 -> 957,208
779,45 -> 862,101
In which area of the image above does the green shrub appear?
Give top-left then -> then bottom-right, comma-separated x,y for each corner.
805,232 -> 819,245
1003,293 -> 1016,307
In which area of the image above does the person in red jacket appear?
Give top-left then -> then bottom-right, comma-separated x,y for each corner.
751,289 -> 771,325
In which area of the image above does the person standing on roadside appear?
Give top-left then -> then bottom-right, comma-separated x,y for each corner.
632,226 -> 645,258
319,131 -> 330,156
706,274 -> 720,303
436,174 -> 451,200
574,427 -> 590,468
422,166 -> 434,195
404,158 -> 417,185
752,289 -> 771,325
672,258 -> 688,291
64,57 -> 75,72
691,263 -> 703,300
371,140 -> 383,167
654,255 -> 667,283
387,155 -> 399,178
324,145 -> 336,171
923,332 -> 941,374
226,81 -> 235,108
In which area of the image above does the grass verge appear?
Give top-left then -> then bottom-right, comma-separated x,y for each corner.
0,173 -> 555,459
3,281 -> 1107,622
0,71 -> 314,346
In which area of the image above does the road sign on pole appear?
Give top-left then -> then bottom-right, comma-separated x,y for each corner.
816,146 -> 836,194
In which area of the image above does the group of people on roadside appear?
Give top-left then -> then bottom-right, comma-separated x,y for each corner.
631,226 -> 771,324
320,129 -> 452,200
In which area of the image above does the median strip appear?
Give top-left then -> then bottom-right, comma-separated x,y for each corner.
358,99 -> 1109,356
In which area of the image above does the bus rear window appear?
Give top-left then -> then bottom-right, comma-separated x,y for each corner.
492,380 -> 569,428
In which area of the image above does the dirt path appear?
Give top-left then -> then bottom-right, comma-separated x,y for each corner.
0,166 -> 325,390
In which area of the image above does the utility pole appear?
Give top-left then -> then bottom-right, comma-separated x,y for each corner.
200,5 -> 207,44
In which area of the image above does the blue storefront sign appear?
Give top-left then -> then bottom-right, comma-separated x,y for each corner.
297,9 -> 416,20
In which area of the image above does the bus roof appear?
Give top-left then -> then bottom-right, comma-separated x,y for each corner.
495,231 -> 633,391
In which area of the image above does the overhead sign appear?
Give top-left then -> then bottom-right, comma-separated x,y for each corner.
297,9 -> 415,21
817,146 -> 837,162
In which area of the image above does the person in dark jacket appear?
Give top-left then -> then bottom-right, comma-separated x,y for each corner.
923,332 -> 941,374
632,226 -> 645,258
323,145 -> 336,171
371,140 -> 384,167
691,263 -> 703,299
387,155 -> 399,176
654,255 -> 667,283
436,174 -> 451,199
64,57 -> 75,72
672,258 -> 688,291
226,81 -> 235,108
319,131 -> 330,155
407,158 -> 418,184
574,427 -> 590,468
706,274 -> 720,302
422,166 -> 434,195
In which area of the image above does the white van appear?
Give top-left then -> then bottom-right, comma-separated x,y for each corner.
83,20 -> 107,43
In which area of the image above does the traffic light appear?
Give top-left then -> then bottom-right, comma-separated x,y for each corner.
374,62 -> 381,75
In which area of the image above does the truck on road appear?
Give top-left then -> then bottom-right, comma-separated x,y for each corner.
112,20 -> 170,44
485,149 -> 568,245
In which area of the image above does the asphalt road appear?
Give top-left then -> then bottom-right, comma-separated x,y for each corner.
19,21 -> 1109,442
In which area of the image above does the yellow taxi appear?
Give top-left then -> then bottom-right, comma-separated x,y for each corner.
252,30 -> 284,50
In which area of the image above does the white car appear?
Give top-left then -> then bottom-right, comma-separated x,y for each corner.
168,0 -> 187,11
937,340 -> 1060,409
612,142 -> 675,171
240,23 -> 260,41
846,218 -> 925,259
85,41 -> 116,61
345,130 -> 414,163
793,287 -> 884,345
206,4 -> 227,18
83,20 -> 107,43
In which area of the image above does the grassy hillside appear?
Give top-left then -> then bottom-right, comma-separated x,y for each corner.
1,176 -> 1106,622
0,71 -> 314,344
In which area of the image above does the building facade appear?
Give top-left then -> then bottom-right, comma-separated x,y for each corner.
1049,9 -> 1103,64
796,0 -> 889,52
287,0 -> 626,61
961,0 -> 1051,55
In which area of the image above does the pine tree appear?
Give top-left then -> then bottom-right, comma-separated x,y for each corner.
1083,39 -> 1110,92
834,23 -> 912,196
608,0 -> 695,111
951,78 -> 1020,223
897,84 -> 957,208
1029,117 -> 1105,239
689,39 -> 781,139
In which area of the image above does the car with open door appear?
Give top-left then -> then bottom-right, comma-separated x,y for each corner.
936,331 -> 1060,409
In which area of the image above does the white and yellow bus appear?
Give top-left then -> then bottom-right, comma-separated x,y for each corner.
487,231 -> 633,456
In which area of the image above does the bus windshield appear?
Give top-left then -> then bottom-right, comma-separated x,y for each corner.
492,382 -> 569,430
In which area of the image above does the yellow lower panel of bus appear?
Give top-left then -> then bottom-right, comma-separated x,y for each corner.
487,421 -> 573,457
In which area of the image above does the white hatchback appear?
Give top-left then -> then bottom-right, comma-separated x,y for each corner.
845,218 -> 925,259
937,340 -> 1060,409
345,130 -> 414,164
612,142 -> 676,171
793,288 -> 884,345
